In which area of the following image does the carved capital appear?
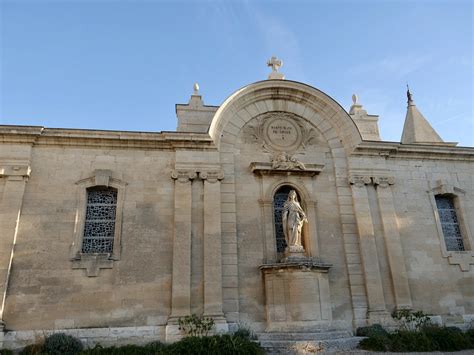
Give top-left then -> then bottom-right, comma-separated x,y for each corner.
199,170 -> 224,183
0,164 -> 31,180
171,170 -> 197,183
373,176 -> 395,188
349,175 -> 371,188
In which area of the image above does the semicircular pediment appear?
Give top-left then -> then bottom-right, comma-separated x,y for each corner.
208,80 -> 362,152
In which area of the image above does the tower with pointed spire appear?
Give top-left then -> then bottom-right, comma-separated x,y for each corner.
400,87 -> 457,145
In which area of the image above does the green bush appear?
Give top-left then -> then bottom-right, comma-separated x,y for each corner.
359,324 -> 474,352
389,330 -> 433,352
43,332 -> 83,355
423,325 -> 472,351
466,328 -> 474,344
166,334 -> 264,355
233,325 -> 257,340
0,349 -> 14,355
358,334 -> 390,352
356,324 -> 388,337
81,344 -> 144,355
18,333 -> 264,355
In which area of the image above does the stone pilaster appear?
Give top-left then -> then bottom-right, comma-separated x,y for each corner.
304,200 -> 320,258
200,170 -> 227,328
373,176 -> 413,310
259,198 -> 276,263
168,170 -> 196,326
0,164 -> 30,330
349,174 -> 388,323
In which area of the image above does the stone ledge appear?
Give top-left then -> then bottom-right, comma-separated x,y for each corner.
259,257 -> 332,272
250,162 -> 324,177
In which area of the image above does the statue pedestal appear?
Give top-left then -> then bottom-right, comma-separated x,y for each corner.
259,259 -> 333,331
282,246 -> 305,262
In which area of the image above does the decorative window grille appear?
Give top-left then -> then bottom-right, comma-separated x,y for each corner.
435,195 -> 465,251
82,187 -> 117,254
273,186 -> 293,253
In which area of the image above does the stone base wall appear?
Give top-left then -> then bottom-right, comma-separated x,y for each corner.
2,314 -> 473,350
1,325 -> 166,350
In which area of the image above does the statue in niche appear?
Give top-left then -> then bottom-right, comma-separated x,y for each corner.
282,190 -> 307,253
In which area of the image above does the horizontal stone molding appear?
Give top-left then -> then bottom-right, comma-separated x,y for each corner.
250,162 -> 324,177
0,125 -> 216,151
354,141 -> 474,161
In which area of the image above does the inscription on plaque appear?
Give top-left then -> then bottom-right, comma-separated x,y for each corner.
264,117 -> 301,150
242,111 -> 320,153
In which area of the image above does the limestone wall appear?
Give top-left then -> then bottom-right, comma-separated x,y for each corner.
3,145 -> 175,330
389,157 -> 474,317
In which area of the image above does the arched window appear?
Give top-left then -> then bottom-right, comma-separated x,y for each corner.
273,186 -> 303,253
82,186 -> 118,254
435,195 -> 465,251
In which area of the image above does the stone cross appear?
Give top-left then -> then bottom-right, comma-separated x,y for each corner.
267,56 -> 285,80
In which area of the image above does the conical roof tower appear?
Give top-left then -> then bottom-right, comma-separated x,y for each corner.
401,88 -> 455,145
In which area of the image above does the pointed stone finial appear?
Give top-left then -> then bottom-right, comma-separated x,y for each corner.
352,94 -> 358,105
188,82 -> 204,107
407,84 -> 414,105
267,56 -> 285,80
349,93 -> 364,115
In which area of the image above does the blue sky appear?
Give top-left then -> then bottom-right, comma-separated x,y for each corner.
1,0 -> 473,146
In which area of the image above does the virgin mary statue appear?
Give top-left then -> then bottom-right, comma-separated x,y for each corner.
282,190 -> 307,252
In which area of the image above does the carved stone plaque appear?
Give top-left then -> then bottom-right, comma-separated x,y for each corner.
243,112 -> 320,153
263,115 -> 302,151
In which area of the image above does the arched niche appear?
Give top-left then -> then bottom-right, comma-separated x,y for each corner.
273,185 -> 308,256
262,179 -> 318,263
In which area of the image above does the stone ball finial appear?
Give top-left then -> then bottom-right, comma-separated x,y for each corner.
193,83 -> 199,95
352,94 -> 358,105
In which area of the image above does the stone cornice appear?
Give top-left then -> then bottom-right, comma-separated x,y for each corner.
0,125 -> 216,150
353,141 -> 474,161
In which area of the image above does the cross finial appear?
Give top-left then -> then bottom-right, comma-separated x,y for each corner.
267,56 -> 285,80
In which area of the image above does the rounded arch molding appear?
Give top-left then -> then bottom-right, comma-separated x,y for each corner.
264,179 -> 315,207
209,79 -> 363,153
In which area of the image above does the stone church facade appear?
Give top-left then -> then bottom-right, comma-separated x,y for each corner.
0,61 -> 473,348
